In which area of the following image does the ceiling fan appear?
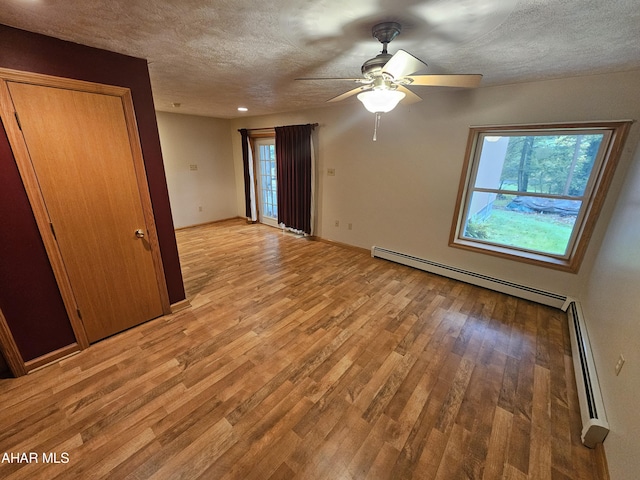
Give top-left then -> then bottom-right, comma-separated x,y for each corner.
297,22 -> 482,138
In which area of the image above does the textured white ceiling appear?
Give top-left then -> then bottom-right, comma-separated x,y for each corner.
1,0 -> 639,118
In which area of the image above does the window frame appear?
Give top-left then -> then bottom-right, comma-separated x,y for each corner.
449,121 -> 632,272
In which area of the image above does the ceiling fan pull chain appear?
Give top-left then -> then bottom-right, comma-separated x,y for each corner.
373,112 -> 381,141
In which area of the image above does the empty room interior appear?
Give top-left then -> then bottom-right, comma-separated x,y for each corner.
0,1 -> 639,479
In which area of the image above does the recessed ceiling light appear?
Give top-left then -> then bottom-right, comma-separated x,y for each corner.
237,107 -> 248,112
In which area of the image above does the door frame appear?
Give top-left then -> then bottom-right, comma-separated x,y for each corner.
0,67 -> 171,375
244,129 -> 275,226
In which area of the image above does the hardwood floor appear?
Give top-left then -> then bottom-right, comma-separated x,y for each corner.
0,219 -> 603,479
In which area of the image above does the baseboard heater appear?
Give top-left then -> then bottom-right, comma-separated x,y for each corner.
370,246 -> 567,308
563,299 -> 609,447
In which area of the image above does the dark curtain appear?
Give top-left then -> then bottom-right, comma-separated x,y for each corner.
239,128 -> 252,218
275,124 -> 313,234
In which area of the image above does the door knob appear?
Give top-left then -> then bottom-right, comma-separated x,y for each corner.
135,229 -> 145,238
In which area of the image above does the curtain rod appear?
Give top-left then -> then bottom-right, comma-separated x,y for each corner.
238,123 -> 318,133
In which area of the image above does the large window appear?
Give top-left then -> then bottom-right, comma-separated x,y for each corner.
450,121 -> 631,272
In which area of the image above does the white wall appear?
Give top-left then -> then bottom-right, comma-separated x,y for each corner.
579,141 -> 640,479
156,111 -> 237,228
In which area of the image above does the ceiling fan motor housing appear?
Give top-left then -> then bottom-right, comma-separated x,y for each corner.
361,53 -> 392,78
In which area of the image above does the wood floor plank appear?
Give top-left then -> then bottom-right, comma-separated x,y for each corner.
365,442 -> 401,480
483,406 -> 513,479
434,423 -> 472,480
0,220 -> 603,480
412,428 -> 448,479
348,413 -> 394,478
529,364 -> 553,479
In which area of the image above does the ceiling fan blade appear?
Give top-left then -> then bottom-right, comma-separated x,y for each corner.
406,74 -> 483,88
382,49 -> 428,79
327,86 -> 369,103
397,86 -> 422,105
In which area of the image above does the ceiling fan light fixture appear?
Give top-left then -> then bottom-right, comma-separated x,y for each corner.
357,88 -> 405,113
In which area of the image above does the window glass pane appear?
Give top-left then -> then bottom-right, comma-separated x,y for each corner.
463,193 -> 579,256
474,136 -> 511,190
257,141 -> 277,220
475,134 -> 604,196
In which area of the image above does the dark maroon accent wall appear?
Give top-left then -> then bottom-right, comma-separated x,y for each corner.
0,123 -> 76,361
0,25 -> 186,361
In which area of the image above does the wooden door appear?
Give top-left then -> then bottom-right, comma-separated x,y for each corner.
8,82 -> 164,343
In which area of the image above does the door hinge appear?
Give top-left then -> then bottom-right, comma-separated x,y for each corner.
14,112 -> 22,131
77,309 -> 82,320
50,222 -> 57,240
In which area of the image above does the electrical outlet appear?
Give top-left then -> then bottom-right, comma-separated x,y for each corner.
615,354 -> 625,376
348,223 -> 352,230
334,220 -> 339,227
198,206 -> 203,212
189,164 -> 198,171
327,168 -> 336,176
